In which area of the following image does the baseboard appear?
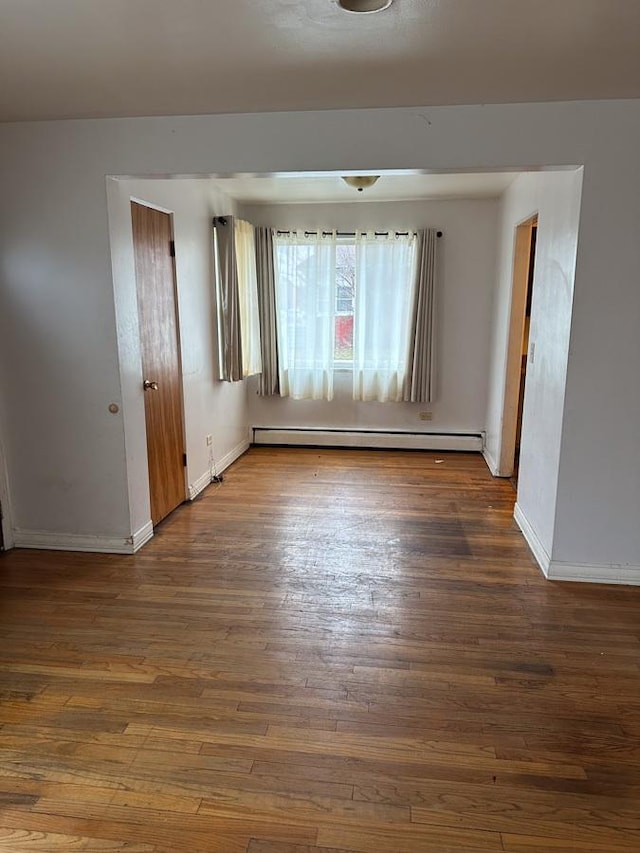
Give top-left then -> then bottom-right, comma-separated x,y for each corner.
188,438 -> 250,500
188,470 -> 213,501
482,447 -> 499,476
9,438 -> 253,554
131,520 -> 154,552
252,428 -> 483,452
513,502 -> 551,577
482,447 -> 515,478
513,504 -> 640,585
546,561 -> 640,585
11,523 -> 153,555
218,438 -> 251,473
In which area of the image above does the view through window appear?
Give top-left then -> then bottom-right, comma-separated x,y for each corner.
335,242 -> 355,362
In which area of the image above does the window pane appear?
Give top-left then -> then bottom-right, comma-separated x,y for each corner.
334,315 -> 354,361
335,243 -> 355,361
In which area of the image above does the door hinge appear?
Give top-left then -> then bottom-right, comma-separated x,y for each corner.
169,240 -> 176,257
182,452 -> 187,467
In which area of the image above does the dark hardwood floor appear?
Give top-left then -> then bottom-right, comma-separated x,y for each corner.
1,448 -> 639,852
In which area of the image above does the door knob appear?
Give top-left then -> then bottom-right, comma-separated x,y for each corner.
143,379 -> 159,391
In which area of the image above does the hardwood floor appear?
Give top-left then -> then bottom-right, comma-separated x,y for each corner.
1,448 -> 639,852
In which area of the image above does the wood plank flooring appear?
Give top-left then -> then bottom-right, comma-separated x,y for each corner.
1,448 -> 639,852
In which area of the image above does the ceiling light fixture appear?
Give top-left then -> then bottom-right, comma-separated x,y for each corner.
337,0 -> 394,13
342,175 -> 380,192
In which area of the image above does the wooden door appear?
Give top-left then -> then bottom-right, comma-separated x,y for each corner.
499,214 -> 538,477
131,201 -> 186,526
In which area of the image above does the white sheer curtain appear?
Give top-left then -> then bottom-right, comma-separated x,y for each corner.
353,232 -> 417,402
234,219 -> 262,377
274,232 -> 337,400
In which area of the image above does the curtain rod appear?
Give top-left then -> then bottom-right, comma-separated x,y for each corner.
275,230 -> 443,238
212,219 -> 443,238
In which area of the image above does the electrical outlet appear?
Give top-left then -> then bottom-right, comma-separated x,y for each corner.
419,412 -> 433,421
206,434 -> 213,446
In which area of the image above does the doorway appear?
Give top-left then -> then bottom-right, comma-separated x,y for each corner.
499,214 -> 538,481
131,201 -> 187,525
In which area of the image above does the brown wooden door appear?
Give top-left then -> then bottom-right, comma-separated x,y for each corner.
131,201 -> 186,526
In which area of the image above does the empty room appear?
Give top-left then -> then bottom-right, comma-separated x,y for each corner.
1,2 -> 640,852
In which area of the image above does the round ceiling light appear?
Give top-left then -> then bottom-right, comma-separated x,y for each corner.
342,175 -> 380,192
337,0 -> 394,13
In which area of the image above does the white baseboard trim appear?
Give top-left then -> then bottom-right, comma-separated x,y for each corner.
513,502 -> 551,577
252,428 -> 483,452
12,524 -> 153,555
218,438 -> 251,471
513,503 -> 640,585
9,438 -> 253,554
546,561 -> 640,585
131,520 -> 154,552
188,470 -> 212,501
482,447 -> 499,476
482,446 -> 514,478
188,438 -> 250,500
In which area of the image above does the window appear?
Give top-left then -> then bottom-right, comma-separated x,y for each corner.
274,230 -> 416,401
334,242 -> 355,363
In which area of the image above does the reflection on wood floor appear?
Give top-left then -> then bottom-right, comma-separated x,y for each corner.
1,447 -> 639,852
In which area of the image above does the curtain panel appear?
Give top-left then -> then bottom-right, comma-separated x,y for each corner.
255,227 -> 280,396
213,216 -> 262,382
404,228 -> 438,403
234,219 -> 262,377
274,232 -> 338,400
213,216 -> 243,382
353,232 -> 417,402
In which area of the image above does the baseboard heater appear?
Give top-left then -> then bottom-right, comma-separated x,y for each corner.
251,427 -> 483,452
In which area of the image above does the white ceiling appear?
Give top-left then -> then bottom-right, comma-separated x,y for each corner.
1,1 -> 639,122
212,171 -> 523,205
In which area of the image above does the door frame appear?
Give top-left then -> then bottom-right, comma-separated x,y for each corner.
131,197 -> 189,523
498,214 -> 538,477
0,429 -> 14,551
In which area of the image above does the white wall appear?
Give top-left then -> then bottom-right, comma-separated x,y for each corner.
0,101 -> 638,578
107,178 -> 249,540
242,199 -> 498,436
553,161 -> 640,571
485,171 -> 583,561
0,136 -> 130,542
